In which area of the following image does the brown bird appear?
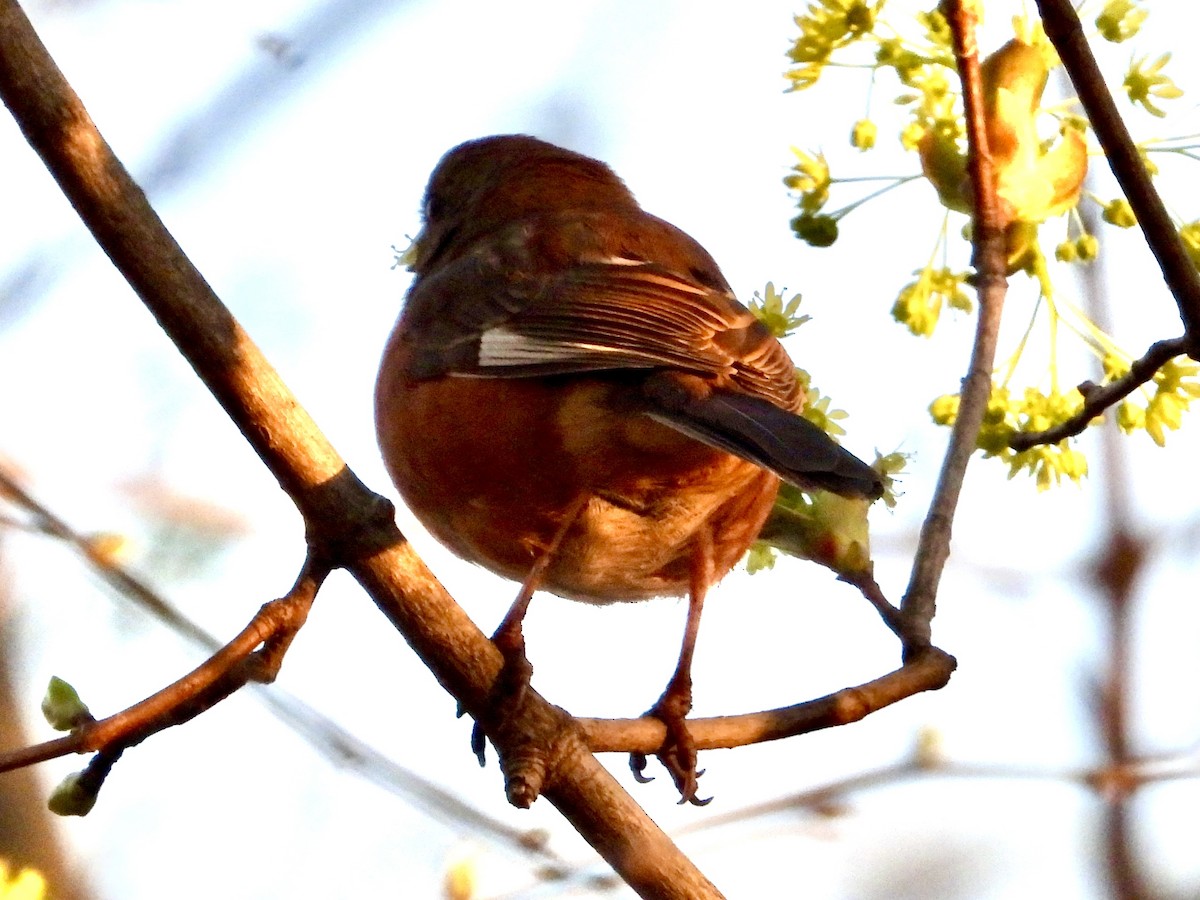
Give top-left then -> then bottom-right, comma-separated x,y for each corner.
376,135 -> 882,802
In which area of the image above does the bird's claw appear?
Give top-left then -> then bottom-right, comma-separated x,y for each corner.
470,631 -> 535,766
628,751 -> 653,783
629,699 -> 711,805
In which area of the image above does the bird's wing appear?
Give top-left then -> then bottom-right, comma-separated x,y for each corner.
400,240 -> 800,411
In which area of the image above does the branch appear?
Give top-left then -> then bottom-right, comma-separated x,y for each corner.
578,647 -> 955,753
841,567 -> 907,638
0,564 -> 321,776
1008,336 -> 1188,450
1036,0 -> 1200,348
0,467 -> 562,867
0,3 -> 720,896
899,1 -> 1008,651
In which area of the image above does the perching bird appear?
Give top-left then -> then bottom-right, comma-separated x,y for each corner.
376,135 -> 882,802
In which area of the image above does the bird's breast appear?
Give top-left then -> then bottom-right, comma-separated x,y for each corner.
375,363 -> 779,603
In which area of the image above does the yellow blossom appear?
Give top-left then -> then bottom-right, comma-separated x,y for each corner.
851,118 -> 877,150
1096,0 -> 1148,42
1102,198 -> 1137,228
1125,53 -> 1184,117
786,148 -> 832,211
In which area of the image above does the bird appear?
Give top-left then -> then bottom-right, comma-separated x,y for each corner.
375,134 -> 883,803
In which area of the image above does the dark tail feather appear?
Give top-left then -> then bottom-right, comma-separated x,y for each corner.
643,381 -> 884,500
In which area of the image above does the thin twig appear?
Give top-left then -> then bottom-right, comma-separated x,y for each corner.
1008,336 -> 1188,449
0,565 -> 322,775
673,755 -> 1200,840
0,456 -> 953,788
1036,0 -> 1200,346
0,464 -> 554,860
0,468 -> 552,854
839,568 -> 906,638
900,0 -> 1008,651
0,467 -> 236,652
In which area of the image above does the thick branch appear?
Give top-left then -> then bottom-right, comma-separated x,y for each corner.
1036,0 -> 1200,347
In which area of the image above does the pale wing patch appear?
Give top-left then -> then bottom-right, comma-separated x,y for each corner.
596,255 -> 650,266
477,327 -> 627,368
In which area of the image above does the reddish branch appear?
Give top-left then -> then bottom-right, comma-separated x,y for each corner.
899,0 -> 1009,651
1006,2 -> 1200,452
0,466 -> 560,862
0,566 -> 322,778
578,647 -> 955,753
0,0 -> 949,894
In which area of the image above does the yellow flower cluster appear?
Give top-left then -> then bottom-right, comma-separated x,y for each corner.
891,265 -> 972,337
1125,53 -> 1184,117
785,149 -> 841,247
745,283 -> 903,574
1117,358 -> 1200,446
931,386 -> 1089,489
782,0 -> 1197,487
1097,0 -> 1148,42
786,0 -> 883,90
746,283 -> 845,436
748,281 -> 811,339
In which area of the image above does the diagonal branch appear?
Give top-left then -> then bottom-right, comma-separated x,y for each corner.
1036,0 -> 1200,347
0,2 -> 969,894
0,561 -> 323,776
1008,336 -> 1188,450
0,464 -> 561,864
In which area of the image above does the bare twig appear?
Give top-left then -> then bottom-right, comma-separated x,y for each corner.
675,754 -> 1200,840
1036,0 -> 1200,347
1008,336 -> 1188,450
0,464 -> 561,863
900,1 -> 1008,651
840,568 -> 906,638
0,563 -> 322,775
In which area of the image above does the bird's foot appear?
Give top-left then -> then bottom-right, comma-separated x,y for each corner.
629,688 -> 710,806
470,620 -> 536,765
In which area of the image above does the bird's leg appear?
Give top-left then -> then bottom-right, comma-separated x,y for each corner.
630,528 -> 714,805
472,493 -> 589,765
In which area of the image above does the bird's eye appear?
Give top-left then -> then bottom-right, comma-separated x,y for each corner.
424,192 -> 445,223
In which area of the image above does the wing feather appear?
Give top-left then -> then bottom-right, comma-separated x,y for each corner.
399,219 -> 801,410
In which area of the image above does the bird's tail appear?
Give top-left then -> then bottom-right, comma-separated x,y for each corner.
642,377 -> 884,500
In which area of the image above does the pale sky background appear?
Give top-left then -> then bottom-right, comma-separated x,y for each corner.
2,1 -> 1200,898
